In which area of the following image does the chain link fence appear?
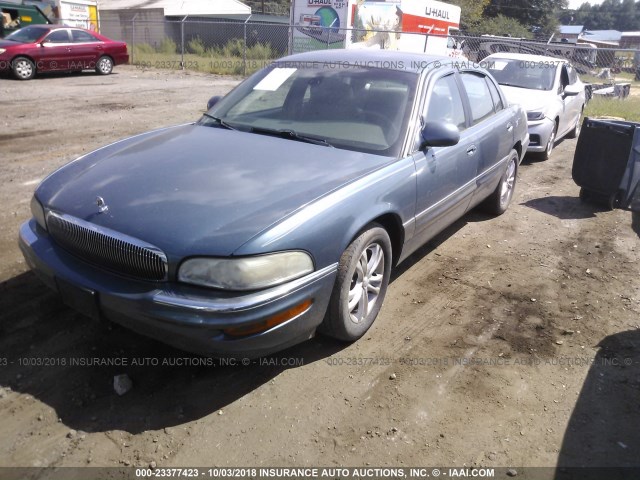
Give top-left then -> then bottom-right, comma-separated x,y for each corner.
89,17 -> 640,84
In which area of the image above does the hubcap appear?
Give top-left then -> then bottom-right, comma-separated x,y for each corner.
348,243 -> 385,324
99,59 -> 111,73
15,60 -> 32,78
500,158 -> 516,205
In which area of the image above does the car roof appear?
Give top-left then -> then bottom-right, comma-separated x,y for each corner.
22,24 -> 85,31
485,52 -> 568,64
276,49 -> 456,73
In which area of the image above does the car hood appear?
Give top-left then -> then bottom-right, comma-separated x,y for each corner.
0,40 -> 22,49
37,124 -> 391,258
500,85 -> 556,112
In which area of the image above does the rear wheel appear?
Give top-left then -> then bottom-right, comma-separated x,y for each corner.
95,56 -> 114,75
320,224 -> 392,341
481,149 -> 518,216
12,57 -> 35,80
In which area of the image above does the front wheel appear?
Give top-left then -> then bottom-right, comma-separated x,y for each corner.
566,108 -> 584,139
320,224 -> 392,341
481,149 -> 518,216
95,56 -> 114,75
540,122 -> 558,160
12,57 -> 35,80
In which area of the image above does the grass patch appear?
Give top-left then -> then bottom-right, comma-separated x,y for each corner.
581,72 -> 640,87
615,71 -> 640,86
585,95 -> 640,122
131,51 -> 273,76
131,40 -> 277,76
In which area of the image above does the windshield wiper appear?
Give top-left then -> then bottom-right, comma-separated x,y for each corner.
499,82 -> 527,89
202,113 -> 237,131
250,127 -> 333,147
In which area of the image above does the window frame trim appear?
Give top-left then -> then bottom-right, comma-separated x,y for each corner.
457,70 -> 499,126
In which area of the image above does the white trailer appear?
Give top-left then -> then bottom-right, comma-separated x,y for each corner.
290,0 -> 464,57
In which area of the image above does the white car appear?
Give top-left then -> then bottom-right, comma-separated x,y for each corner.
485,53 -> 586,160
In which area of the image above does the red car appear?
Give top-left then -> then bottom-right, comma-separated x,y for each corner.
0,25 -> 128,80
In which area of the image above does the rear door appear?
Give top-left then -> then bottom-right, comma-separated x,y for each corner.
458,71 -> 514,201
69,29 -> 103,69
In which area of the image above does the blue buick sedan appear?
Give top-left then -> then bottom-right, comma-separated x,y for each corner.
20,50 -> 529,357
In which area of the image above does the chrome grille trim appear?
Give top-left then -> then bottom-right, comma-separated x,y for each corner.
46,211 -> 168,281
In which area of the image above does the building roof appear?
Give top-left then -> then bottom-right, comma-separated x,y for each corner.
582,29 -> 622,42
559,25 -> 584,35
99,0 -> 251,16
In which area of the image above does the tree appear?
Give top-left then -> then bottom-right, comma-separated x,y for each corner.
560,0 -> 640,31
485,0 -> 568,35
475,14 -> 533,37
442,0 -> 490,32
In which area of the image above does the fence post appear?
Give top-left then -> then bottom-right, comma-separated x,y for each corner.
181,15 -> 188,70
243,15 -> 252,76
131,13 -> 138,65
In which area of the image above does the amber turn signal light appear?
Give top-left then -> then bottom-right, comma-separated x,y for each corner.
223,299 -> 313,337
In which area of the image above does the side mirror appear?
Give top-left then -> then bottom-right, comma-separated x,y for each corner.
207,95 -> 222,110
420,121 -> 460,150
563,86 -> 581,97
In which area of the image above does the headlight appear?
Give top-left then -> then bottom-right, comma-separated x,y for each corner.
178,252 -> 314,291
30,196 -> 47,231
0,49 -> 6,54
527,111 -> 546,121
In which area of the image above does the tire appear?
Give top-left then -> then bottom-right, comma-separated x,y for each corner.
95,56 -> 114,75
539,122 -> 558,160
481,149 -> 518,216
320,224 -> 392,341
566,107 -> 584,139
12,56 -> 35,80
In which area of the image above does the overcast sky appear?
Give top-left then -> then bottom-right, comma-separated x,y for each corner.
567,0 -> 605,8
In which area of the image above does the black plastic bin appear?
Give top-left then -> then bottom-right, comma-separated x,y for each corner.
572,117 -> 640,211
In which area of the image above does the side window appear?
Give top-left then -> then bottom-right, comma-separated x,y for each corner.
485,77 -> 504,111
72,30 -> 99,42
460,72 -> 495,125
45,30 -> 70,43
426,74 -> 466,131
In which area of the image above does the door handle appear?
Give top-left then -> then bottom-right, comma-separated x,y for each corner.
466,145 -> 477,156
506,123 -> 513,132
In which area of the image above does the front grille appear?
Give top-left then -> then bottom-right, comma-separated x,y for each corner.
47,211 -> 168,281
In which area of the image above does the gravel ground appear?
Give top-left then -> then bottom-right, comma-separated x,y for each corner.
0,66 -> 638,477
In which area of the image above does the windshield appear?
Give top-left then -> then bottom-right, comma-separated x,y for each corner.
486,58 -> 558,91
5,26 -> 49,43
199,63 -> 418,157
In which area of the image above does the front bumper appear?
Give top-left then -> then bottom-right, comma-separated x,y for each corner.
19,220 -> 337,357
526,117 -> 556,153
0,57 -> 12,73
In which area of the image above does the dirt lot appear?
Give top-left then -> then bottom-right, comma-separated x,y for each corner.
0,66 -> 639,477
